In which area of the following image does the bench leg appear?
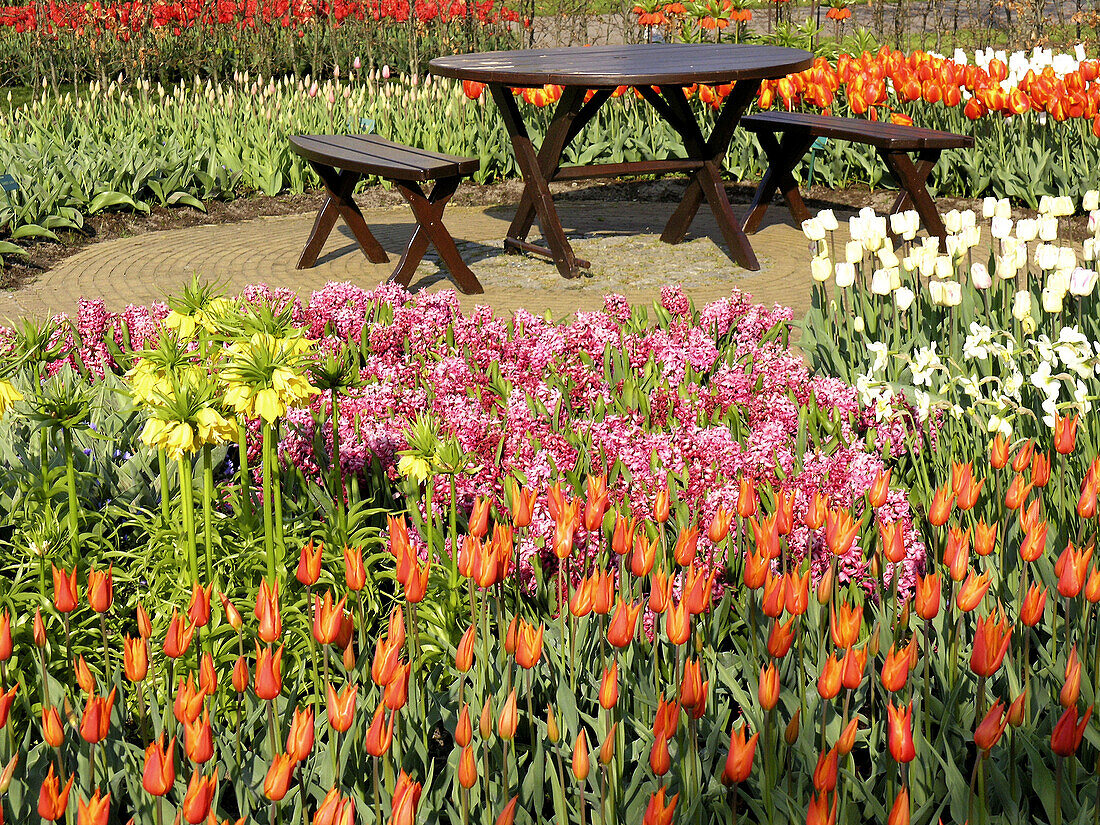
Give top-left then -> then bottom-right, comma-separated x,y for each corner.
743,128 -> 816,234
297,164 -> 388,269
879,149 -> 946,242
389,177 -> 484,296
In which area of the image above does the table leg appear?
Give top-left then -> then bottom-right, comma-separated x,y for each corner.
657,81 -> 762,271
297,164 -> 388,269
490,84 -> 588,279
743,128 -> 816,234
879,149 -> 946,241
390,177 -> 483,295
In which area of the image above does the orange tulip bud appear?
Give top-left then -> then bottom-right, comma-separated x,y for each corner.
86,566 -> 113,613
817,653 -> 842,700
365,702 -> 395,757
285,706 -> 314,762
600,661 -> 619,709
33,607 -> 46,647
1061,646 -> 1082,709
974,699 -> 1007,751
456,624 -> 476,673
77,788 -> 110,825
455,703 -> 472,748
42,705 -> 64,748
572,728 -> 590,780
887,701 -> 916,763
599,723 -> 617,766
649,733 -> 671,776
837,716 -> 860,755
264,753 -> 295,801
142,734 -> 176,796
496,796 -> 520,825
673,525 -> 699,567
990,434 -> 1009,469
758,662 -> 779,711
510,480 -> 536,529
344,545 -> 366,592
498,689 -> 518,740
184,708 -> 214,763
813,745 -> 839,792
1051,704 -> 1093,757
869,468 -> 891,508
887,787 -> 909,825
52,565 -> 79,613
384,661 -> 411,710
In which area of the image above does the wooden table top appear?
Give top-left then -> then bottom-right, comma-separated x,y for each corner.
429,44 -> 814,88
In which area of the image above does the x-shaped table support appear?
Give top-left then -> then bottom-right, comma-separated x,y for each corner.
489,80 -> 764,278
389,177 -> 484,295
296,162 -> 389,269
880,149 -> 948,241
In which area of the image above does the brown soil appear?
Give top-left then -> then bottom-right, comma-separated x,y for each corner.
2,177 -> 1091,291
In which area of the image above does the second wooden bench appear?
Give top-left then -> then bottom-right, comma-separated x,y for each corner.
740,112 -> 974,242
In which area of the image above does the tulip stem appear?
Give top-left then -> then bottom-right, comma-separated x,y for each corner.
1055,756 -> 1064,825
373,756 -> 382,825
202,444 -> 215,586
99,612 -> 111,684
158,446 -> 172,523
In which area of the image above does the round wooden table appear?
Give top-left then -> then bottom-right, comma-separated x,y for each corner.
430,45 -> 814,277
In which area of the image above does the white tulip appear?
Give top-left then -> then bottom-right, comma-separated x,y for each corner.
1016,218 -> 1038,242
1036,243 -> 1059,270
1058,246 -> 1076,271
942,281 -> 963,307
1055,196 -> 1075,217
895,286 -> 916,310
945,235 -> 965,258
1088,211 -> 1100,234
835,263 -> 856,288
982,197 -> 998,219
849,216 -> 866,241
889,267 -> 902,290
853,316 -> 865,333
1039,195 -> 1055,215
845,241 -> 864,265
802,218 -> 826,241
1083,190 -> 1100,212
877,247 -> 900,269
1047,268 -> 1070,295
1012,290 -> 1033,321
990,216 -> 1013,240
934,256 -> 955,280
889,212 -> 909,237
811,256 -> 832,282
944,209 -> 963,234
995,254 -> 1019,281
1069,267 -> 1099,296
1041,287 -> 1065,313
818,210 -> 839,232
928,280 -> 946,306
922,236 -> 941,254
960,210 -> 977,230
871,269 -> 893,295
995,198 -> 1012,220
1038,215 -> 1059,241
971,262 -> 992,289
964,226 -> 983,249
918,252 -> 937,279
1084,238 -> 1096,262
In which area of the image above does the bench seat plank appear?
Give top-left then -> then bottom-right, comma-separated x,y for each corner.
290,134 -> 480,182
741,112 -> 974,151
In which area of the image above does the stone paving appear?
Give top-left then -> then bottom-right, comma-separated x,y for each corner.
0,198 -> 836,323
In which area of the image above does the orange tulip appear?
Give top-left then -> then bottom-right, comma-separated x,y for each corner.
455,624 -> 476,673
187,581 -> 212,628
174,674 -> 206,725
498,689 -> 518,740
254,644 -> 284,700
295,539 -> 323,586
679,658 -> 705,708
970,610 -> 1012,677
1020,522 -> 1048,562
673,525 -> 700,567
142,734 -> 176,796
365,702 -> 395,757
1057,543 -> 1093,598
384,662 -> 411,710
767,616 -> 797,659
79,688 -> 116,745
456,744 -> 478,789
326,682 -> 357,732
720,723 -> 758,784
404,560 -> 431,603
944,525 -> 970,581
570,576 -> 594,617
217,592 -> 243,632
37,764 -> 73,821
264,753 -> 295,801
631,533 -> 658,578
122,635 -> 148,683
806,791 -> 836,825
611,514 -> 637,557
181,769 -> 217,824
584,475 -> 609,533
928,483 -> 954,526
758,663 -> 780,711
42,705 -> 64,748
606,599 -> 642,648
344,545 -> 366,592
77,789 -> 110,825
649,733 -> 671,776
391,770 -> 422,825
825,508 -> 860,555
1004,473 -> 1032,510
879,521 -> 905,564
869,468 -> 891,508
1014,583 -> 1046,628
286,706 -> 315,762
974,700 -> 1007,751
887,701 -> 915,762
514,619 -> 544,669
454,704 -> 473,748
956,570 -> 992,612
184,708 -> 214,763
736,476 -> 757,518
600,661 -> 619,709
649,568 -> 672,614
887,787 -> 909,825
52,565 -> 79,613
841,645 -> 867,690
75,655 -> 96,695
313,591 -> 347,646
974,520 -> 998,557
817,653 -> 842,700
572,729 -> 590,780
33,607 -> 45,647
708,505 -> 734,544
805,491 -> 829,530
643,787 -> 678,825
830,602 -> 861,649
1078,471 -> 1098,518
1061,646 -> 1082,709
750,514 -> 779,559
761,571 -> 786,618
990,434 -> 1009,469
232,657 -> 249,693
880,640 -> 912,692
665,600 -> 690,645
161,611 -> 196,659
743,546 -> 770,590
510,480 -> 536,528
1051,704 -> 1093,756
1012,440 -> 1035,473
87,565 -> 113,613
837,716 -> 859,755
600,723 -> 617,766
813,745 -> 839,792
254,579 -> 282,642
0,612 -> 10,661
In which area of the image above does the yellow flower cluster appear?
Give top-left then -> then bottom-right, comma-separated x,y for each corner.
0,380 -> 22,418
222,334 -> 319,423
162,298 -> 235,340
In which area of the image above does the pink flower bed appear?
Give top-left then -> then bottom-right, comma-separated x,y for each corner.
38,281 -> 926,596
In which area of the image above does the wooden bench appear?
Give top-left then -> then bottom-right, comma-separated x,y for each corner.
289,134 -> 483,294
740,112 -> 974,242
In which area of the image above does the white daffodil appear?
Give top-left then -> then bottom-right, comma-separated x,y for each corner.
911,343 -> 943,387
963,322 -> 994,360
987,414 -> 1013,437
867,341 -> 890,374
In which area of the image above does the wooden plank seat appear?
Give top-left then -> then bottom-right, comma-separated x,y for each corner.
740,112 -> 974,242
289,134 -> 483,295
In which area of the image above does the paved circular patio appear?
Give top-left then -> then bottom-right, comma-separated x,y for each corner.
0,199 -> 834,322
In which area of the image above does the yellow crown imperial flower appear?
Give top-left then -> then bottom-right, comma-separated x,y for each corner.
164,421 -> 199,460
397,454 -> 432,484
0,380 -> 23,418
195,407 -> 238,445
164,310 -> 199,341
253,387 -> 285,423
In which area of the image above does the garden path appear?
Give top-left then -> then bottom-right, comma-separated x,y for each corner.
0,200 -> 834,322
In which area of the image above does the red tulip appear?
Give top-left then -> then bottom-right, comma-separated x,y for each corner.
1050,704 -> 1093,756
